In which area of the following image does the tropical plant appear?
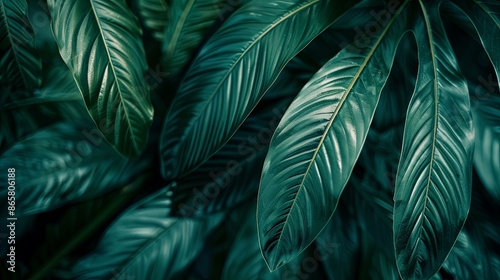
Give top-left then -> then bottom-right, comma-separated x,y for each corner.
0,0 -> 499,279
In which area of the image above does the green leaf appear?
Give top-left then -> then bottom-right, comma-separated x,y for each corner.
161,0 -> 225,76
0,0 -> 42,90
257,2 -> 410,270
472,105 -> 500,202
222,203 -> 282,280
393,2 -> 474,279
48,0 -> 154,157
173,97 -> 291,217
70,185 -> 223,279
135,0 -> 170,42
0,122 -> 140,215
452,0 -> 500,90
160,0 -> 357,180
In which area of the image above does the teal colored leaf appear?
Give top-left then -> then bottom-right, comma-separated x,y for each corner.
472,105 -> 500,202
0,122 -> 140,215
173,97 -> 291,217
257,2 -> 410,270
161,0 -> 225,76
394,2 -> 474,279
453,0 -> 500,89
70,185 -> 223,279
160,0 -> 357,180
0,0 -> 42,90
48,0 -> 154,157
135,0 -> 170,42
222,203 -> 282,280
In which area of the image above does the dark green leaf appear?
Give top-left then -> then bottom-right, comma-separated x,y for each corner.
161,0 -> 225,76
135,0 -> 170,42
160,0 -> 357,180
173,97 -> 291,217
0,0 -> 42,91
70,185 -> 223,279
472,107 -> 500,202
393,2 -> 474,279
48,0 -> 154,157
222,203 -> 282,280
257,2 -> 410,270
0,122 -> 140,215
453,0 -> 500,89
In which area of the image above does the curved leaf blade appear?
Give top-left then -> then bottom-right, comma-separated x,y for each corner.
48,0 -> 154,157
0,122 -> 140,215
453,0 -> 500,89
0,0 -> 42,90
160,0 -> 356,180
393,2 -> 474,279
257,3 -> 410,270
161,0 -> 225,76
135,0 -> 169,42
71,185 -> 223,279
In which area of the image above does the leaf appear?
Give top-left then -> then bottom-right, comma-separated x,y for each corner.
257,2 -> 410,270
135,0 -> 170,42
221,203 -> 282,280
70,185 -> 224,279
160,0 -> 357,180
48,0 -> 154,157
452,0 -> 500,90
172,97 -> 291,217
161,0 -> 225,76
472,107 -> 500,202
393,2 -> 474,279
0,122 -> 141,215
0,0 -> 42,91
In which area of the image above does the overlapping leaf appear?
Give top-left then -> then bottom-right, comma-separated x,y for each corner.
394,2 -> 474,279
0,0 -> 41,90
135,0 -> 170,41
160,0 -> 357,180
48,0 -> 153,157
173,97 -> 292,217
257,2 -> 410,270
71,185 -> 223,279
0,122 -> 140,215
161,0 -> 225,76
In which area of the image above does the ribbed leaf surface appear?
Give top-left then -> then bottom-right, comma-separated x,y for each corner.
394,2 -> 474,279
0,0 -> 41,90
161,0 -> 224,76
160,0 -> 356,180
71,186 -> 223,279
257,2 -> 410,270
48,0 -> 153,157
0,122 -> 138,215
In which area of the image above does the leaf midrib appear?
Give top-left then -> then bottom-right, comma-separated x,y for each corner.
165,0 -> 195,66
89,0 -> 137,152
274,0 -> 409,253
171,0 -> 321,154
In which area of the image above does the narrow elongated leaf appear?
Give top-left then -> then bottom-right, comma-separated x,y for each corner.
394,2 -> 474,279
48,0 -> 154,157
0,0 -> 41,90
453,0 -> 500,89
257,3 -> 410,270
160,0 -> 357,180
173,97 -> 291,217
135,0 -> 169,41
0,122 -> 140,215
161,0 -> 225,76
71,186 -> 223,279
